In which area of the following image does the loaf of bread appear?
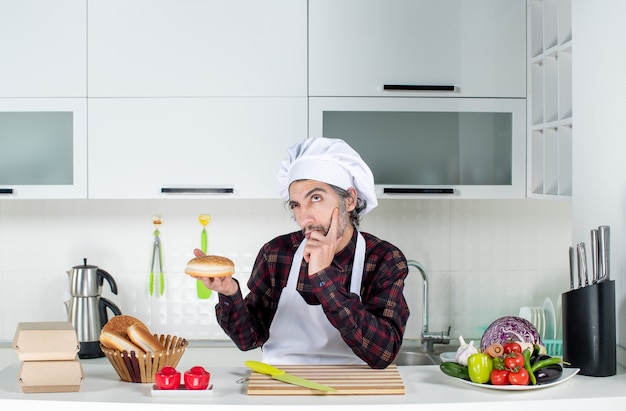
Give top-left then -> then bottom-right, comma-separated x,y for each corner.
184,255 -> 235,278
100,315 -> 164,353
100,330 -> 145,354
102,315 -> 148,340
127,324 -> 163,352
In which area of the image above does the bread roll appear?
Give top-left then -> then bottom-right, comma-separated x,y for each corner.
102,315 -> 148,340
100,330 -> 145,354
184,255 -> 235,278
127,324 -> 164,352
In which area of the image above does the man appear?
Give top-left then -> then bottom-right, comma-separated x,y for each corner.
194,137 -> 410,369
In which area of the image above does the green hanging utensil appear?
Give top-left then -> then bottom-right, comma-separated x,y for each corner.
149,215 -> 164,296
197,214 -> 212,299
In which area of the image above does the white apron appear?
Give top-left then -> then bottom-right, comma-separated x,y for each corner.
262,233 -> 366,365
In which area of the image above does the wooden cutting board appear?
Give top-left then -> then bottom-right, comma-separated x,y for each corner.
246,364 -> 405,396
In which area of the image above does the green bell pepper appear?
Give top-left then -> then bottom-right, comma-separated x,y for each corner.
467,353 -> 493,384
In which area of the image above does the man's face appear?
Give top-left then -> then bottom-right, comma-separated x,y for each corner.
288,180 -> 351,239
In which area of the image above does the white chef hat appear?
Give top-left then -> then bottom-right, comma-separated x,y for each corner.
277,137 -> 378,215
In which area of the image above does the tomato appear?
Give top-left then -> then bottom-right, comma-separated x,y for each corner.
508,368 -> 530,385
467,353 -> 493,384
503,341 -> 522,354
490,369 -> 509,385
503,352 -> 525,371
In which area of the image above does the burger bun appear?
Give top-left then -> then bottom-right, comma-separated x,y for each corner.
184,255 -> 235,278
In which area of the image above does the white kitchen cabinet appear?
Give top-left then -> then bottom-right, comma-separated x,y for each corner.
87,98 -> 307,199
527,0 -> 572,198
0,0 -> 87,97
310,97 -> 527,199
0,98 -> 87,199
309,0 -> 526,98
87,0 -> 307,98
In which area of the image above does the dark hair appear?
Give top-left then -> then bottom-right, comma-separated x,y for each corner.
284,182 -> 367,229
330,185 -> 365,229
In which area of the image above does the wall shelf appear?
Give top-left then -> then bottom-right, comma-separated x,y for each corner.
527,0 -> 573,199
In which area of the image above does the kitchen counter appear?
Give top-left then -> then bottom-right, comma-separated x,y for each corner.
1,346 -> 625,410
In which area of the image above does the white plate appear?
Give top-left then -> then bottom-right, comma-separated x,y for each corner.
151,384 -> 214,397
543,297 -> 557,340
518,306 -> 532,322
440,352 -> 457,362
445,368 -> 579,391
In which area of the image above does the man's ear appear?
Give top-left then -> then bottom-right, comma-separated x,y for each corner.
346,187 -> 358,211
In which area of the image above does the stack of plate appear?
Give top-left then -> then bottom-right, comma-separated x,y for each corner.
518,297 -> 558,341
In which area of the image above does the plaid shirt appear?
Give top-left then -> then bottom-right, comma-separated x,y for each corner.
216,229 -> 410,369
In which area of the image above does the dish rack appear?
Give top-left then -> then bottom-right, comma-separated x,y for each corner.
543,339 -> 563,357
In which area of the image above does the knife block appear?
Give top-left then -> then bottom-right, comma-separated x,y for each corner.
561,280 -> 616,376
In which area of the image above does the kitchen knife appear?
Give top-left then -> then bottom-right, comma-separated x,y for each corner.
576,242 -> 588,287
590,229 -> 599,284
244,360 -> 336,392
568,246 -> 575,290
598,225 -> 610,282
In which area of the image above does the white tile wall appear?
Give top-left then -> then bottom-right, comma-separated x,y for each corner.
0,198 -> 571,344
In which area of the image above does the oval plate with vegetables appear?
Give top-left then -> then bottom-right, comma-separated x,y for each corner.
447,367 -> 579,391
440,332 -> 579,391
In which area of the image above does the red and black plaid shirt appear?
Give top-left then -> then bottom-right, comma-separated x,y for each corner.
216,229 -> 410,369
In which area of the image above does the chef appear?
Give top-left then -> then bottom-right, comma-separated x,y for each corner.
194,137 -> 410,369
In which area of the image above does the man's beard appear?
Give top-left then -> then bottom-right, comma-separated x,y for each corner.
303,200 -> 348,238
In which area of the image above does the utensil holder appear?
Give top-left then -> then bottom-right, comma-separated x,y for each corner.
561,280 -> 616,376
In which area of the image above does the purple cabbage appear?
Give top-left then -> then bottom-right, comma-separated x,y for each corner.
480,316 -> 542,352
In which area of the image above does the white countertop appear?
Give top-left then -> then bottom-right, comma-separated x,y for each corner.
1,347 -> 626,410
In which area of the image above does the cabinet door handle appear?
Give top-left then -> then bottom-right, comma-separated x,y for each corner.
383,187 -> 455,194
383,84 -> 455,91
161,187 -> 234,194
0,188 -> 14,195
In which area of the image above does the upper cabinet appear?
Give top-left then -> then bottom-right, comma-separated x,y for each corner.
310,97 -> 527,199
0,0 -> 87,97
0,98 -> 87,199
87,0 -> 307,97
0,0 -> 87,199
88,97 -> 307,199
527,0 -> 572,198
309,0 -> 527,98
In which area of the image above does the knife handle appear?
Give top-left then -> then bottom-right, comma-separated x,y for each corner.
598,225 -> 610,281
568,246 -> 575,290
590,229 -> 599,283
576,243 -> 586,288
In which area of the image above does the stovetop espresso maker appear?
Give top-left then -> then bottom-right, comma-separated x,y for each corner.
65,258 -> 122,359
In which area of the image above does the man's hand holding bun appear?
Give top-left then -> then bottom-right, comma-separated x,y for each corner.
185,249 -> 239,296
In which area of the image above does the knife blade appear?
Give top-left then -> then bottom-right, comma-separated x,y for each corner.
568,246 -> 575,290
244,360 -> 336,392
590,229 -> 599,284
576,242 -> 588,287
598,225 -> 610,282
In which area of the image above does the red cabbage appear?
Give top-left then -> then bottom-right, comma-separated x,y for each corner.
480,316 -> 542,352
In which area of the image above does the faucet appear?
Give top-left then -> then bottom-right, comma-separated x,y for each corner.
407,260 -> 450,353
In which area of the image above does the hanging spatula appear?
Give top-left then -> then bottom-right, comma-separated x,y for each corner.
196,214 -> 212,299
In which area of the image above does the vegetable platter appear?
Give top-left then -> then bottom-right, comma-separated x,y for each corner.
440,316 -> 579,390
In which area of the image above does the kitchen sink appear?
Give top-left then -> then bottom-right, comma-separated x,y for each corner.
393,350 -> 439,366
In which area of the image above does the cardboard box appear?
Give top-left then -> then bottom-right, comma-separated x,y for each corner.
13,321 -> 80,361
17,359 -> 84,393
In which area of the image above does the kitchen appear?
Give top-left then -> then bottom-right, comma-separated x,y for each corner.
0,0 -> 625,408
